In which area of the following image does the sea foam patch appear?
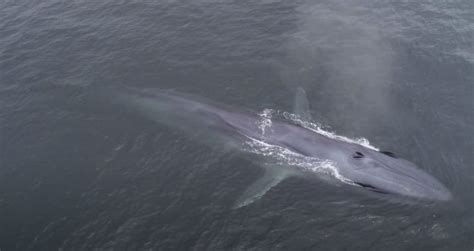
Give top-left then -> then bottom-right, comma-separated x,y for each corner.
242,109 -> 376,185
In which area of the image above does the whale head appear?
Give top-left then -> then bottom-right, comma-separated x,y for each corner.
339,147 -> 452,201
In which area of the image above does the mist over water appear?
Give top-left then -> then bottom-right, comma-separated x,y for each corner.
1,0 -> 473,250
282,1 -> 399,136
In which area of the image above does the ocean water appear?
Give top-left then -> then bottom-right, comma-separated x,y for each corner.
1,0 -> 473,250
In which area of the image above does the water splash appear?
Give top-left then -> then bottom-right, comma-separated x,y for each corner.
243,109 -> 380,185
244,135 -> 354,185
260,109 -> 379,150
256,108 -> 273,136
283,111 -> 379,151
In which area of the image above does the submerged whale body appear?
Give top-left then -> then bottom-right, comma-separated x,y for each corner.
115,87 -> 452,207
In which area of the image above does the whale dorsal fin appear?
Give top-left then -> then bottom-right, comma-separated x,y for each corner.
293,87 -> 312,121
233,166 -> 296,208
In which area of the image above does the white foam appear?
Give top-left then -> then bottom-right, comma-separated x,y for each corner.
243,109 -> 379,185
244,135 -> 354,185
256,108 -> 273,136
280,110 -> 379,151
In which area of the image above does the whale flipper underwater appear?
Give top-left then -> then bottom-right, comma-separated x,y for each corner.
232,87 -> 315,208
114,87 -> 452,207
234,165 -> 298,208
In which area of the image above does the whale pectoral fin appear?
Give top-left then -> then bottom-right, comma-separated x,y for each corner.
233,167 -> 295,209
293,87 -> 312,121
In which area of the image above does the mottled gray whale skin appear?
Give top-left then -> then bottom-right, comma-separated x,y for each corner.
116,88 -> 452,204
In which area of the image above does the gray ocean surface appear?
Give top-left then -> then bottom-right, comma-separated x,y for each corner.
1,0 -> 473,250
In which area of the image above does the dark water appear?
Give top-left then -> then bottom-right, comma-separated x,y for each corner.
1,0 -> 473,250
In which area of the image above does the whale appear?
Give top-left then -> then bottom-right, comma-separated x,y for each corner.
113,87 -> 452,207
